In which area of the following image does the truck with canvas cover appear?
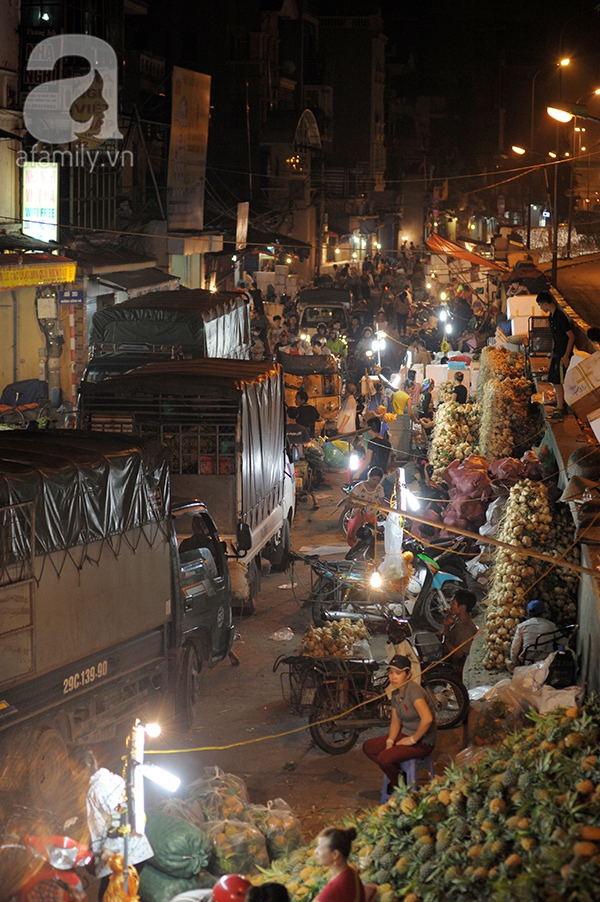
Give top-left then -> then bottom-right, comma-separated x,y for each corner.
0,431 -> 234,809
84,289 -> 251,382
77,360 -> 295,612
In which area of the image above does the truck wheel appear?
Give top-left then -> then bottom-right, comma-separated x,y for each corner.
183,646 -> 204,730
246,558 -> 261,615
29,726 -> 71,810
270,520 -> 291,572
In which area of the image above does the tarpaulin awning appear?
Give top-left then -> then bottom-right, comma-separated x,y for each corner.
97,268 -> 180,298
427,234 -> 506,270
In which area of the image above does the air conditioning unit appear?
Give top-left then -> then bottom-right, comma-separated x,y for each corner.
0,71 -> 18,110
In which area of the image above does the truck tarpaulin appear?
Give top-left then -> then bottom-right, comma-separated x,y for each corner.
0,432 -> 170,558
89,290 -> 250,359
79,360 -> 285,536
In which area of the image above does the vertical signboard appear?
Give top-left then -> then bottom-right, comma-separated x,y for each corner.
236,202 -> 249,250
22,162 -> 59,243
167,67 -> 211,231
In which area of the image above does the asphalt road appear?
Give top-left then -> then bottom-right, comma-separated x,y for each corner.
543,254 -> 600,326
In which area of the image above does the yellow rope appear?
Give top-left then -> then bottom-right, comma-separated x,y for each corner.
146,637 -> 474,755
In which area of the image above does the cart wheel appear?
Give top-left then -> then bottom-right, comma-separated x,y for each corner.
308,687 -> 360,754
424,675 -> 469,729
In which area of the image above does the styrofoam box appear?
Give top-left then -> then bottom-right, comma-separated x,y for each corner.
506,295 -> 540,319
510,313 -> 547,335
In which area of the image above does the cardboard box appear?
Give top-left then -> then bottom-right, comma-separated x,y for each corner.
564,352 -> 600,419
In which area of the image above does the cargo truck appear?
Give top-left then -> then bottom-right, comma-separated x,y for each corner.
0,431 -> 234,807
78,359 -> 295,612
84,289 -> 251,382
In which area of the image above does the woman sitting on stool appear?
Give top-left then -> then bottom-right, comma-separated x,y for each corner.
362,654 -> 436,791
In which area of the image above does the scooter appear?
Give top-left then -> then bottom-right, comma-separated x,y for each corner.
19,834 -> 92,901
1,806 -> 92,902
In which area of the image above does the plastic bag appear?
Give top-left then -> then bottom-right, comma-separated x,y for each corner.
470,683 -> 532,746
154,797 -> 205,830
489,458 -> 526,481
138,864 -> 211,902
244,799 -> 303,860
144,811 -> 212,879
185,767 -> 249,821
323,441 -> 348,468
384,511 -> 403,555
205,818 -> 269,875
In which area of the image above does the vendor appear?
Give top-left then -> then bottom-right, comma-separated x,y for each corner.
362,654 -> 436,791
438,589 -> 478,678
345,466 -> 387,547
510,599 -> 560,665
315,827 -> 370,902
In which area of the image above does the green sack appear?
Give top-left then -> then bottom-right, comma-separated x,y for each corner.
323,441 -> 348,468
138,864 -> 200,902
145,810 -> 212,879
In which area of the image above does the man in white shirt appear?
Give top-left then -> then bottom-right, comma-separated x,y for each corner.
510,599 -> 560,665
336,383 -> 357,434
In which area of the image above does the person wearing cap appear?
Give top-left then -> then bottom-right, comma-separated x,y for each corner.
509,600 -> 560,665
311,322 -> 329,348
362,654 -> 436,789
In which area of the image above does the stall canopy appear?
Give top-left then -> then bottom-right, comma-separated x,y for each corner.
427,234 -> 506,271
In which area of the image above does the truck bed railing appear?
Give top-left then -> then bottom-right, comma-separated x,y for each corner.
0,502 -> 35,586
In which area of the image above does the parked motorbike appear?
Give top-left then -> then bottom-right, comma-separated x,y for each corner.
0,806 -> 92,902
290,545 -> 465,632
274,620 -> 469,755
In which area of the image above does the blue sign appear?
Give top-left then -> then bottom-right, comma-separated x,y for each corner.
58,289 -> 84,305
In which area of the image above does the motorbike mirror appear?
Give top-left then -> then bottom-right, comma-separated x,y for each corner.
236,523 -> 252,551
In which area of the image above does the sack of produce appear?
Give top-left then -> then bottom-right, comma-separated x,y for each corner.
138,864 -> 203,902
186,766 -> 249,821
205,818 -> 269,875
154,797 -> 205,829
323,441 -> 348,467
520,450 -> 544,481
145,811 -> 212,879
489,457 -> 526,481
244,798 -> 303,860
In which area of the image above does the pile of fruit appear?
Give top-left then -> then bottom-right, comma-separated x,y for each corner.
251,700 -> 600,902
478,375 -> 534,462
300,619 -> 370,657
477,346 -> 524,390
536,503 -> 579,625
483,479 -> 552,670
429,401 -> 480,480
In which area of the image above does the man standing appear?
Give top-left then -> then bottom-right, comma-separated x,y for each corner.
536,291 -> 575,420
336,383 -> 358,435
295,389 -> 320,437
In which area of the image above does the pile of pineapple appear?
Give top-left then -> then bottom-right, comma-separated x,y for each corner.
300,619 -> 370,658
429,401 -> 481,480
250,701 -> 600,902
